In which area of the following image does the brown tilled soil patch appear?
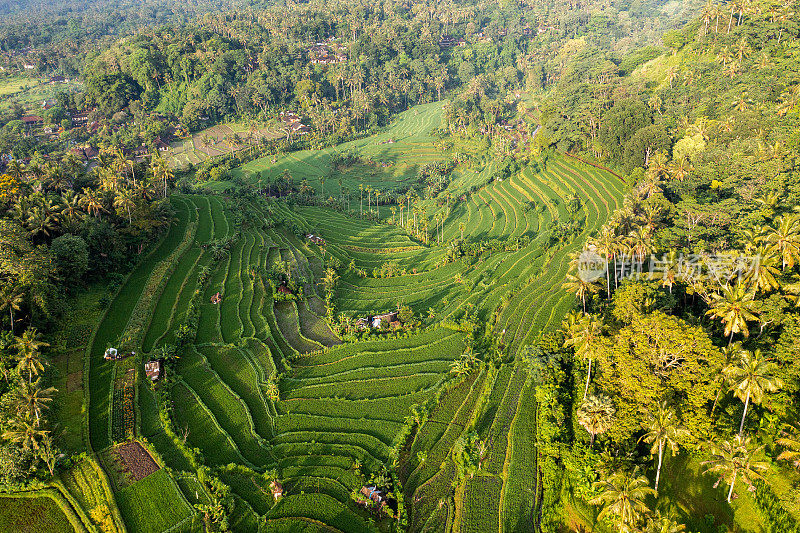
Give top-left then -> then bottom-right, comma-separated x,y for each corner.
116,441 -> 160,481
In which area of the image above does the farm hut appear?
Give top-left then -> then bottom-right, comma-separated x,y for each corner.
360,486 -> 384,504
355,318 -> 370,330
278,285 -> 293,296
104,347 -> 118,360
291,122 -> 310,135
21,115 -> 42,126
306,234 -> 326,245
145,360 -> 162,382
270,480 -> 284,500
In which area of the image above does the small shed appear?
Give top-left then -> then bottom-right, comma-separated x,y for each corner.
360,486 -> 384,504
306,234 -> 326,245
270,480 -> 284,500
145,360 -> 162,382
278,285 -> 293,295
104,347 -> 118,360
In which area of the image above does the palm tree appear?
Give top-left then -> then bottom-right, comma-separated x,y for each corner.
711,342 -> 743,416
705,282 -> 758,344
11,379 -> 56,427
776,423 -> 800,470
724,349 -> 782,436
81,188 -> 105,219
589,468 -> 655,531
766,214 -> 800,271
13,328 -> 49,383
151,156 -> 174,198
594,226 -> 616,296
562,312 -> 604,399
577,393 -> 615,445
703,435 -> 767,503
2,417 -> 49,452
639,401 -> 689,492
563,273 -> 600,313
644,512 -> 686,533
743,246 -> 781,294
114,189 -> 137,224
0,286 -> 24,333
26,206 -> 58,239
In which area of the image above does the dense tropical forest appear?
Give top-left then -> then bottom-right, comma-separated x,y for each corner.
1,0 -> 800,531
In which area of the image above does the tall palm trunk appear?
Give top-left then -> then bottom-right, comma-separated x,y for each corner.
583,358 -> 592,399
727,470 -> 737,502
739,391 -> 750,436
655,441 -> 664,492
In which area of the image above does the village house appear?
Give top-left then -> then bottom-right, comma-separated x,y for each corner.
21,115 -> 42,127
306,234 -> 326,245
270,480 -> 283,500
145,360 -> 162,382
154,137 -> 170,152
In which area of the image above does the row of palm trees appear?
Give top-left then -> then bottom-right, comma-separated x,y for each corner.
0,327 -> 58,476
4,150 -> 175,237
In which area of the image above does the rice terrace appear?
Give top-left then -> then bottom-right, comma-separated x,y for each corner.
71,100 -> 624,532
3,2 -> 799,532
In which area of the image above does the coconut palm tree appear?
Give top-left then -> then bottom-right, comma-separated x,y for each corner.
25,205 -> 58,240
765,214 -> 800,271
113,188 -> 137,224
644,511 -> 686,533
13,328 -> 49,383
0,285 -> 23,333
577,393 -> 615,445
711,342 -> 743,416
705,282 -> 759,344
703,435 -> 767,503
724,349 -> 782,436
151,156 -> 174,198
776,423 -> 800,470
593,226 -> 617,296
11,379 -> 56,427
743,246 -> 781,294
562,312 -> 604,399
639,401 -> 690,492
589,468 -> 655,531
563,272 -> 600,313
81,188 -> 106,219
2,417 -> 49,452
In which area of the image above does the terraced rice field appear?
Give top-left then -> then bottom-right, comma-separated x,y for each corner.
235,102 -> 447,196
82,101 -> 624,531
164,121 -> 284,168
